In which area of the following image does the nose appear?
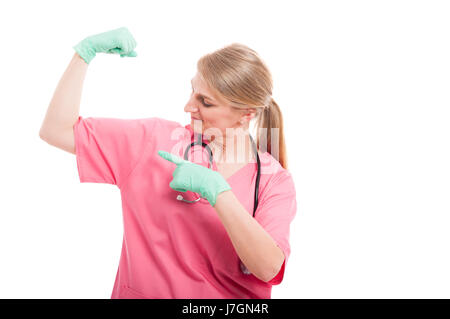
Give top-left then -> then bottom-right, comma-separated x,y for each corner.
184,102 -> 199,114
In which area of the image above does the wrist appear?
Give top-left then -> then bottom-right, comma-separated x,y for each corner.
73,39 -> 96,64
215,190 -> 232,207
205,171 -> 231,207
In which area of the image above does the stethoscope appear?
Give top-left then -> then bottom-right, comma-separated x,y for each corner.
176,131 -> 261,217
176,131 -> 262,275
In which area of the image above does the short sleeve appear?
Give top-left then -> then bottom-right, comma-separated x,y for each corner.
255,170 -> 297,285
73,115 -> 158,188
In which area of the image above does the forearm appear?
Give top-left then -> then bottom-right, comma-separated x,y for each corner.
40,53 -> 88,136
214,190 -> 285,282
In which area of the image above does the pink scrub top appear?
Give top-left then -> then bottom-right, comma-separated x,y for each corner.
73,115 -> 297,299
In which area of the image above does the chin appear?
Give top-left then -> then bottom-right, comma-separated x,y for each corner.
191,119 -> 205,131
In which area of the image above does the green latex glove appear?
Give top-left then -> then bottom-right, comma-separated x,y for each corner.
158,150 -> 231,207
73,27 -> 138,64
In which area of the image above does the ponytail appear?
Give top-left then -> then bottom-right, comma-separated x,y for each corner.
255,97 -> 288,169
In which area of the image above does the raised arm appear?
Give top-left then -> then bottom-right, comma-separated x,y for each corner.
39,53 -> 87,154
39,27 -> 138,155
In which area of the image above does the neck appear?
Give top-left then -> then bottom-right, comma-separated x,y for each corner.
208,131 -> 255,165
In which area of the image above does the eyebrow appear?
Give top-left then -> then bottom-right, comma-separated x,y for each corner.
191,79 -> 216,103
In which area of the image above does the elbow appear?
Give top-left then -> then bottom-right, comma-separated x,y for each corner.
248,247 -> 286,283
39,127 -> 55,145
252,261 -> 284,283
253,271 -> 276,284
39,125 -> 56,141
262,254 -> 286,283
39,127 -> 54,142
39,128 -> 48,140
39,122 -> 53,140
261,266 -> 281,283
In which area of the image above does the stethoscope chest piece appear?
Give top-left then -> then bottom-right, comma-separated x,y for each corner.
176,193 -> 202,203
239,260 -> 252,275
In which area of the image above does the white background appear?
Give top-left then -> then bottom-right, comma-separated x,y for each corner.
0,0 -> 449,298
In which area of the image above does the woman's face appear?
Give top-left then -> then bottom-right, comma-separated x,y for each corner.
184,73 -> 250,140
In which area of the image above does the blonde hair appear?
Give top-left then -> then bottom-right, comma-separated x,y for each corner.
197,43 -> 288,169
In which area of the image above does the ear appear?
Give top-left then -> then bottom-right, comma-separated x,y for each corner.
240,108 -> 257,123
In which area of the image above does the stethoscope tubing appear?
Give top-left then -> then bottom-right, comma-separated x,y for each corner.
179,131 -> 261,217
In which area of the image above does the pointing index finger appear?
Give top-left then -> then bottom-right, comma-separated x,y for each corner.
158,150 -> 186,165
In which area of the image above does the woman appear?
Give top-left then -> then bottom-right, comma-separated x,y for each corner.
39,27 -> 297,299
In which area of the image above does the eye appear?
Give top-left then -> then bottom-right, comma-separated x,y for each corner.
191,87 -> 213,107
202,99 -> 213,107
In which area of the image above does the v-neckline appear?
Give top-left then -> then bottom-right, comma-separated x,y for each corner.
212,151 -> 263,183
221,162 -> 253,182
